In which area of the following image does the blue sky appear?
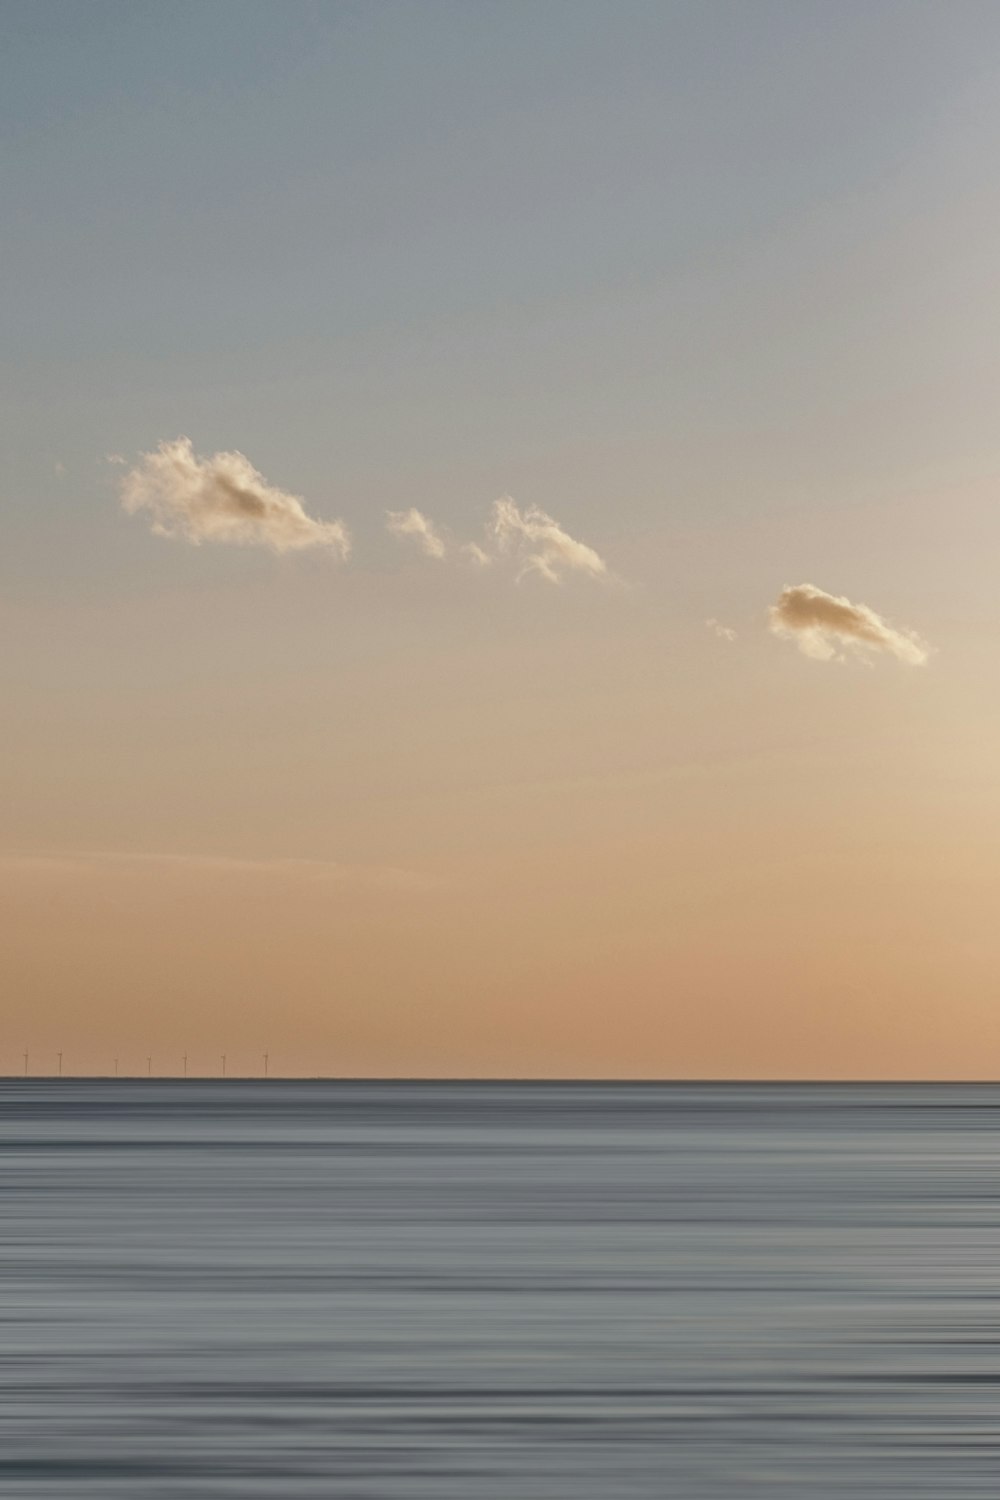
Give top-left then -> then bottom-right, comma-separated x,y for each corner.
7,0 -> 1000,587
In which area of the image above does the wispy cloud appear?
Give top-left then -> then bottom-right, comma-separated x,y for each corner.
489,497 -> 607,584
706,618 -> 737,642
768,583 -> 929,665
121,437 -> 350,558
386,496 -> 608,583
462,541 -> 492,568
0,850 -> 439,892
385,507 -> 446,559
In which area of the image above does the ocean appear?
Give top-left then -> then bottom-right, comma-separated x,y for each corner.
1,1080 -> 997,1497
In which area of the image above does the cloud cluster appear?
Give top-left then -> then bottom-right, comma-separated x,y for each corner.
121,438 -> 350,558
768,583 -> 929,665
121,437 -> 608,585
117,442 -> 934,678
385,507 -> 446,559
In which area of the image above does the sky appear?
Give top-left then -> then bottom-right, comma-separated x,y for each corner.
4,0 -> 1000,1077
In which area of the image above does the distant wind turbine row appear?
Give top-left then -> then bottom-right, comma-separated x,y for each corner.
7,1053 -> 274,1078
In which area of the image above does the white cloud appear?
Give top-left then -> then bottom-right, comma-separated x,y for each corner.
707,618 -> 737,642
768,583 -> 929,665
120,437 -> 350,558
385,507 -> 446,559
489,496 -> 607,584
384,496 -> 607,584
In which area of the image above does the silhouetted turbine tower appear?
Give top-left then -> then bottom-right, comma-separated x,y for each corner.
147,1055 -> 152,1077
263,1052 -> 269,1079
221,1053 -> 227,1079
57,1051 -> 62,1078
23,1050 -> 28,1078
183,1053 -> 188,1078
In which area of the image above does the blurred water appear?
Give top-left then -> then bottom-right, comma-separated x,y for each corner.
1,1081 -> 999,1497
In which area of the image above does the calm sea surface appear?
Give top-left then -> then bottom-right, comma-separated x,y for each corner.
1,1081 -> 998,1497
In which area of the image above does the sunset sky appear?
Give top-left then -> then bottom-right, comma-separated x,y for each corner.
5,0 -> 1000,1076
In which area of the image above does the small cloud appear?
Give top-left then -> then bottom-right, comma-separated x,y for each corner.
120,437 -> 350,558
54,460 -> 66,478
489,496 -> 606,584
385,507 -> 446,559
382,496 -> 608,585
768,583 -> 929,665
706,618 -> 737,642
105,452 -> 127,466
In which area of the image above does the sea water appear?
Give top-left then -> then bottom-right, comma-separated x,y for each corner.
1,1081 -> 998,1497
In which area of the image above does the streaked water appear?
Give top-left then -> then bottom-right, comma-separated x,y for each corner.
1,1082 -> 999,1497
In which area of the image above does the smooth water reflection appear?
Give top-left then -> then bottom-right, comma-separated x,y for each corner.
1,1081 -> 999,1496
